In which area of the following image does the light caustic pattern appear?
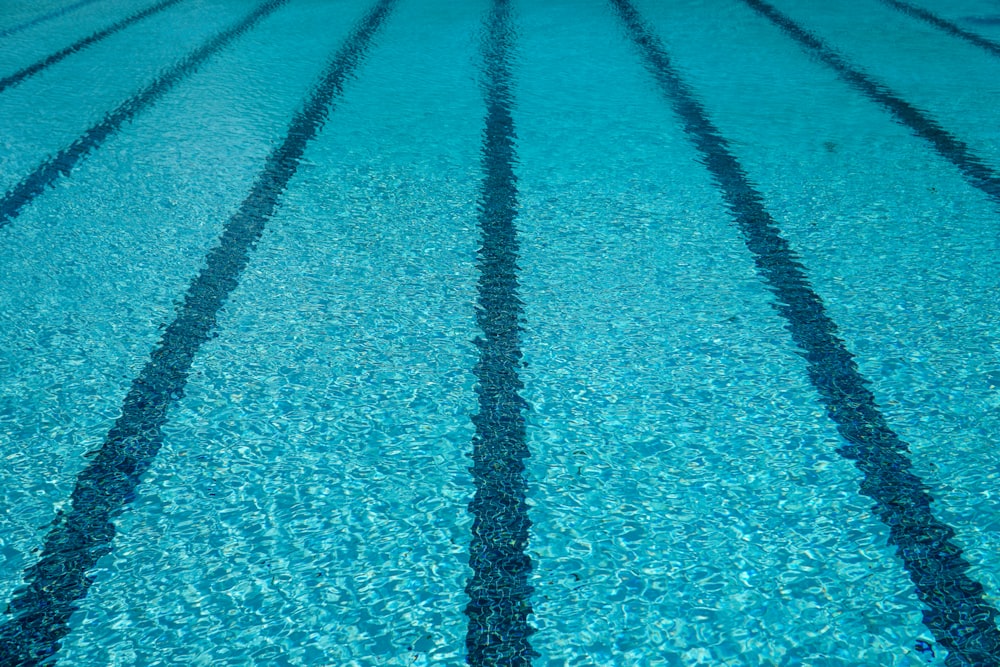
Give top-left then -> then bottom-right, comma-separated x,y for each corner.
0,0 -> 999,664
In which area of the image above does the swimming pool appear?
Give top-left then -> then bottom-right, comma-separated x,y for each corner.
1,0 -> 999,663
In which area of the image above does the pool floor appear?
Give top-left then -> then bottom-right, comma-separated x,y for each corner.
1,0 -> 1000,664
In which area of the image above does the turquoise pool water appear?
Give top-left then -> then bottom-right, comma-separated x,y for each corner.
1,0 -> 999,664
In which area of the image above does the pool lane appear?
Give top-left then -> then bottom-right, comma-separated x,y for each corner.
0,0 -> 258,216
51,0 -> 486,663
615,0 -> 999,661
0,0 -> 109,40
753,0 -> 1000,178
629,0 -> 1000,661
464,0 -> 536,664
0,0 -> 397,660
0,0 -> 398,659
0,0 -> 375,644
902,0 -> 1000,41
877,0 -> 1000,57
0,0 -> 294,228
0,0 -> 79,34
0,0 -> 190,95
513,0 -> 942,663
0,0 -> 154,82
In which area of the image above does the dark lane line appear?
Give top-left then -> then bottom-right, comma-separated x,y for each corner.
0,0 -> 107,40
0,0 -> 397,664
879,0 -> 1000,58
738,0 -> 1000,207
463,0 -> 536,664
0,0 -> 288,230
609,0 -> 1000,664
0,0 -> 188,94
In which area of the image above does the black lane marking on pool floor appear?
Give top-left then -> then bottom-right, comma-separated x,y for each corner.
0,0 -> 187,94
0,0 -> 396,663
739,0 -> 1000,206
463,0 -> 536,664
0,0 -> 107,40
609,0 -> 1000,664
880,0 -> 1000,59
0,0 -> 286,230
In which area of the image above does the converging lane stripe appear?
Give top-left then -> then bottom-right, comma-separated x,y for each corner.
463,0 -> 536,664
879,0 -> 1000,59
0,0 -> 108,40
737,0 -> 1000,207
0,0 -> 397,663
0,0 -> 288,230
608,0 -> 1000,664
0,0 -> 188,94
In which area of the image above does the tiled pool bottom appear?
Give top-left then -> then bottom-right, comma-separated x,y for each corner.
1,0 -> 1000,664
